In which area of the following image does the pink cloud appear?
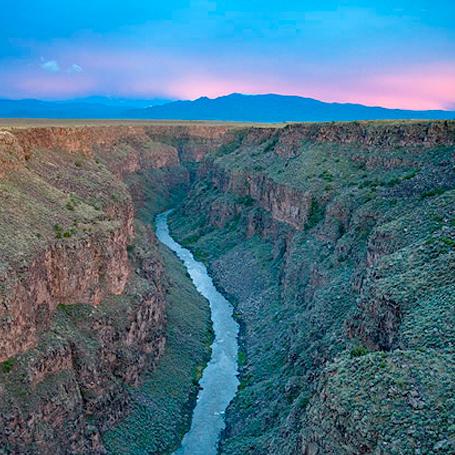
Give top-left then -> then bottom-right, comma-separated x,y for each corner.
16,74 -> 96,98
2,46 -> 454,111
362,70 -> 455,110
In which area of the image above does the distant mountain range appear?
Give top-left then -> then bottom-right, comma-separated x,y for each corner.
0,99 -> 129,119
1,93 -> 454,122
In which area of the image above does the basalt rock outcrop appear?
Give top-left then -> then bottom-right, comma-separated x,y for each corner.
0,120 -> 454,455
0,123 -> 233,454
169,120 -> 455,455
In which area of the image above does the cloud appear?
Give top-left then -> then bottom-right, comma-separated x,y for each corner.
68,63 -> 84,73
38,59 -> 84,75
40,59 -> 60,73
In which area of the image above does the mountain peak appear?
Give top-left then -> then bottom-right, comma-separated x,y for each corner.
0,94 -> 454,121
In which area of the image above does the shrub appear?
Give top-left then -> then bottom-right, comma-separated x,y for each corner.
319,170 -> 334,182
337,221 -> 346,238
386,177 -> 401,187
442,237 -> 455,247
350,345 -> 369,358
182,235 -> 199,246
2,358 -> 14,373
238,350 -> 246,365
403,169 -> 419,180
298,394 -> 311,409
432,214 -> 444,222
237,195 -> 255,207
420,188 -> 446,199
263,135 -> 279,154
53,224 -> 63,232
306,198 -> 324,229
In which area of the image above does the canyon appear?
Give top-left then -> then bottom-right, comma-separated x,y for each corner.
0,119 -> 454,454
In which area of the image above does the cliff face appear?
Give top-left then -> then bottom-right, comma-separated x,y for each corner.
0,218 -> 133,359
0,131 -> 26,178
0,130 -> 136,362
273,120 -> 455,157
0,124 -> 236,360
169,120 -> 455,455
0,129 -> 161,453
0,124 -> 234,454
1,120 -> 454,455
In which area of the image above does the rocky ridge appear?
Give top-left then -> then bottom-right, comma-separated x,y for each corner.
169,120 -> 455,455
0,120 -> 454,454
0,123 -> 233,454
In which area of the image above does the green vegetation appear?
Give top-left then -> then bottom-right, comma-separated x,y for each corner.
350,345 -> 369,358
168,121 -> 455,455
421,188 -> 446,199
1,358 -> 14,373
238,350 -> 246,365
103,245 -> 213,455
0,120 -> 453,455
306,197 -> 324,229
236,195 -> 255,207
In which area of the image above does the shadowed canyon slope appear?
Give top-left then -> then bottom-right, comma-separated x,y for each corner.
0,120 -> 454,454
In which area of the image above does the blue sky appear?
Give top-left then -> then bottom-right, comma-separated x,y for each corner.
1,0 -> 454,109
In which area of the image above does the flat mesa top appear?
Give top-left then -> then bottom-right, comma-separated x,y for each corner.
0,118 -> 285,129
0,118 -> 451,130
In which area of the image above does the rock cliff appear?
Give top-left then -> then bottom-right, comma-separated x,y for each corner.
169,120 -> 455,455
0,120 -> 454,455
0,123 -> 232,454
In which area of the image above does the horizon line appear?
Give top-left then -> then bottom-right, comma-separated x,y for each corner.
1,92 -> 455,113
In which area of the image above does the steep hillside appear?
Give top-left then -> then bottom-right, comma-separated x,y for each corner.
169,120 -> 455,455
0,124 -> 233,454
0,120 -> 454,454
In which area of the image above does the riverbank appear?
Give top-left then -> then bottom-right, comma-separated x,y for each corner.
0,120 -> 453,454
103,226 -> 213,454
156,211 -> 239,455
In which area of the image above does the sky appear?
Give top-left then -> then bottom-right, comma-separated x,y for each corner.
0,0 -> 454,109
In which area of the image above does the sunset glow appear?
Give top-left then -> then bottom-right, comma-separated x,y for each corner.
1,1 -> 454,109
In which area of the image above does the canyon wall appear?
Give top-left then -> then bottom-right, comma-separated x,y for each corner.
0,124 -> 232,454
0,120 -> 454,454
169,119 -> 455,455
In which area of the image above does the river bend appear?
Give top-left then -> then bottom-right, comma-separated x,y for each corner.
155,210 -> 239,455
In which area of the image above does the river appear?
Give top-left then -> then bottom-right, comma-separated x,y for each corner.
155,210 -> 239,455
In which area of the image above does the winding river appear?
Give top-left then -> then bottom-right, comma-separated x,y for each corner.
155,210 -> 240,455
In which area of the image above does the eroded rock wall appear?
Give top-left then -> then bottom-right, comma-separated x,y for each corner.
0,125 -> 195,454
1,120 -> 453,455
169,119 -> 455,455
